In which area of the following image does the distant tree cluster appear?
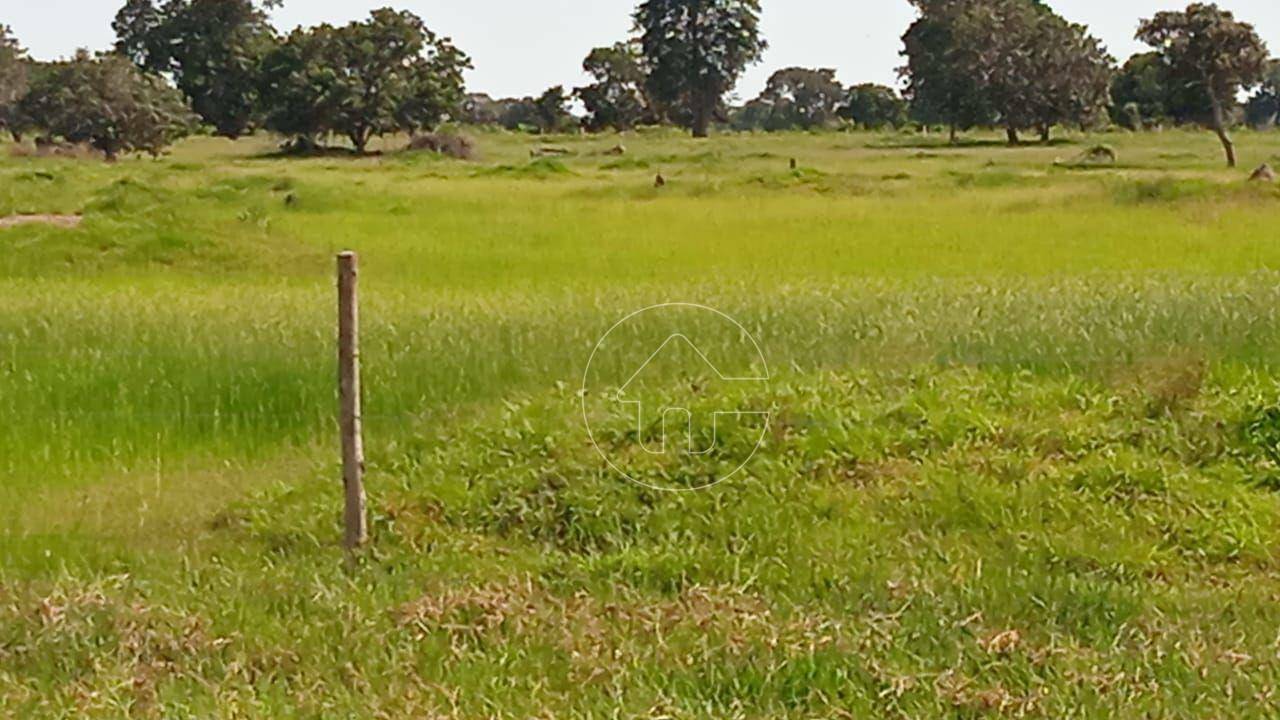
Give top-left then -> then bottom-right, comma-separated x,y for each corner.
0,26 -> 29,141
731,69 -> 907,131
896,0 -> 1272,165
460,88 -> 575,134
456,0 -> 768,137
0,0 -> 1276,161
255,8 -> 470,152
1246,61 -> 1280,129
1,25 -> 193,159
901,0 -> 1114,144
0,2 -> 470,158
1109,52 -> 1213,130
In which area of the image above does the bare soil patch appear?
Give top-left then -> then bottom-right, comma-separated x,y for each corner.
0,213 -> 83,229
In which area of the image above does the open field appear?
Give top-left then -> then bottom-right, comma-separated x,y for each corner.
4,128 -> 1280,717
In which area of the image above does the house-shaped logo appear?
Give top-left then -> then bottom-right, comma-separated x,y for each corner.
581,303 -> 771,491
616,333 -> 769,456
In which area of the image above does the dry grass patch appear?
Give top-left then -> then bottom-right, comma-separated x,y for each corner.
0,214 -> 82,230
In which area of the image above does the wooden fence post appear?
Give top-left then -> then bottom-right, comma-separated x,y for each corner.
337,251 -> 367,550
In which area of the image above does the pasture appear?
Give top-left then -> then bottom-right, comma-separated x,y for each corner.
3,127 -> 1280,717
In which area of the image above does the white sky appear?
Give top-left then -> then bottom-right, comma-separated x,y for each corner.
6,1 -> 1280,100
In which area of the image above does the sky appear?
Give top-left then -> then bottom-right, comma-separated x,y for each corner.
6,1 -> 1280,101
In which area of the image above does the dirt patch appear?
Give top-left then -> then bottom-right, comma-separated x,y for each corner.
0,214 -> 83,230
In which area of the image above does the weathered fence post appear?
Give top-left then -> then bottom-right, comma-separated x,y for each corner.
337,251 -> 367,550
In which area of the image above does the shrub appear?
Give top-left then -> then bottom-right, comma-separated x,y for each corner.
407,132 -> 475,159
19,51 -> 193,160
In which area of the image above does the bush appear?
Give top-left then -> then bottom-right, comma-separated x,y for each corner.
407,132 -> 475,159
19,51 -> 193,160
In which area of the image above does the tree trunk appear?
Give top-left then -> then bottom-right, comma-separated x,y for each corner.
949,124 -> 957,144
692,99 -> 710,139
98,139 -> 118,163
350,127 -> 369,154
1006,126 -> 1020,145
1039,125 -> 1051,143
1208,93 -> 1236,168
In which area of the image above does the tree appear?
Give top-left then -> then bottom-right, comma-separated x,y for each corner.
900,0 -> 993,142
0,25 -> 29,141
1138,3 -> 1270,167
635,0 -> 766,137
256,26 -> 332,150
113,0 -> 281,139
576,42 -> 651,131
952,0 -> 1112,144
903,0 -> 1112,144
1244,60 -> 1280,129
839,83 -> 907,129
1110,51 -> 1214,128
738,67 -> 844,131
391,22 -> 471,138
1033,16 -> 1114,137
1111,52 -> 1173,128
257,9 -> 470,152
729,99 -> 772,131
459,93 -> 503,125
18,51 -> 194,160
533,85 -> 573,134
489,97 -> 539,131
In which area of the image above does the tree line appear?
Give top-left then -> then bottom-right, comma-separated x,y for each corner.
0,0 -> 1275,165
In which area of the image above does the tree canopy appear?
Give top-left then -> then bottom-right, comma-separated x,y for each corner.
1245,60 -> 1280,129
736,67 -> 844,131
18,51 -> 194,160
635,0 -> 766,137
113,0 -> 281,139
900,0 -> 993,141
839,83 -> 908,130
1109,51 -> 1214,129
257,9 -> 470,152
0,25 -> 29,141
902,0 -> 1113,144
576,42 -> 652,131
1138,2 -> 1270,166
533,86 -> 574,134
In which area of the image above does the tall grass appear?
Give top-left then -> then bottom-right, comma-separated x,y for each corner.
4,128 -> 1280,717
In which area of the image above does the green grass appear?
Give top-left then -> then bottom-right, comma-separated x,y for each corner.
3,127 -> 1280,717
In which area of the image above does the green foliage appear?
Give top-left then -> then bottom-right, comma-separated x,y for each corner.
903,0 -> 1113,143
7,128 -> 1280,717
495,96 -> 542,132
576,42 -> 652,132
1138,3 -> 1270,166
478,87 -> 575,134
734,67 -> 844,131
533,85 -> 574,134
112,0 -> 281,139
900,1 -> 994,139
0,25 -> 27,140
839,83 -> 908,130
257,9 -> 471,152
635,0 -> 766,137
17,51 -> 194,160
1110,51 -> 1214,129
1244,59 -> 1280,129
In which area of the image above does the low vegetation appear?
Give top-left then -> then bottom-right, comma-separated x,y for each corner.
2,128 -> 1280,716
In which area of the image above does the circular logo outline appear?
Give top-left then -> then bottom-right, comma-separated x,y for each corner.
580,302 -> 771,492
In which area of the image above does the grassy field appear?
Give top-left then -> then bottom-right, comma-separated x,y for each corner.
3,126 -> 1280,717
